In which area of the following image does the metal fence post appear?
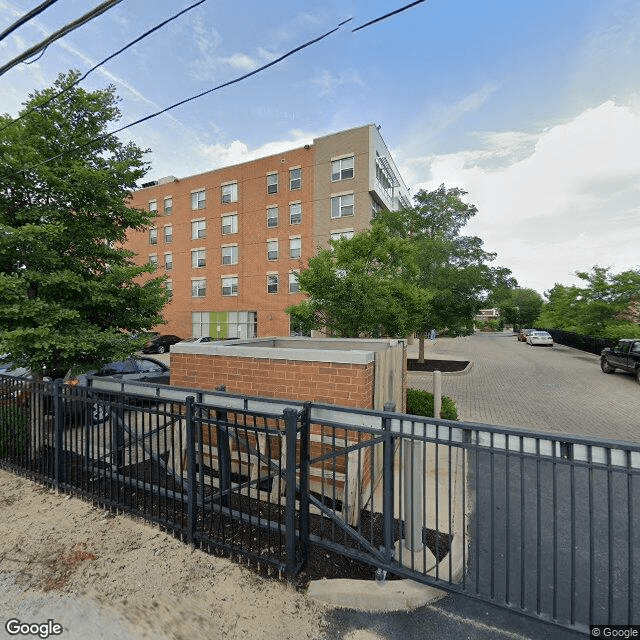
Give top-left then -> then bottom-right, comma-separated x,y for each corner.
53,379 -> 64,489
283,407 -> 299,576
379,401 -> 396,581
298,402 -> 311,571
185,395 -> 197,546
215,386 -> 231,508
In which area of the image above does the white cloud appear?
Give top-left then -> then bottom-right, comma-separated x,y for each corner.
398,99 -> 640,293
312,69 -> 364,97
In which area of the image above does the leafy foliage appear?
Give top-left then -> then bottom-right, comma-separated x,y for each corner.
489,287 -> 544,329
406,388 -> 458,420
0,406 -> 28,457
537,266 -> 640,338
0,71 -> 169,377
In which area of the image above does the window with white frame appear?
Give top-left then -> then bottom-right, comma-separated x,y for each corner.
191,249 -> 206,268
288,271 -> 299,293
191,278 -> 206,298
267,239 -> 278,261
330,229 -> 354,241
165,280 -> 173,298
164,252 -> 173,270
221,276 -> 238,296
221,244 -> 238,265
267,274 -> 279,294
191,219 -> 206,239
191,189 -> 206,210
149,228 -> 158,245
221,182 -> 238,204
267,206 -> 279,228
289,167 -> 301,190
267,173 -> 278,195
164,197 -> 173,214
331,155 -> 354,181
149,254 -> 158,269
163,224 -> 173,243
149,200 -> 157,213
289,237 -> 301,259
221,214 -> 238,235
330,193 -> 354,218
289,202 -> 302,225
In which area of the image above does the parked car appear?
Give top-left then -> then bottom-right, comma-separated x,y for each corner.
526,331 -> 554,347
518,329 -> 536,342
178,336 -> 213,345
142,334 -> 182,354
600,339 -> 640,383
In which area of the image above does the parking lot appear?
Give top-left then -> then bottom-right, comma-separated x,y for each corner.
407,332 -> 640,443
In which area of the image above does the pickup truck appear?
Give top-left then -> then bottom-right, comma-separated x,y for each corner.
600,339 -> 640,383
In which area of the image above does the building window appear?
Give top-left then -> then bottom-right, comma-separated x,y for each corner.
221,245 -> 238,265
221,182 -> 238,204
164,197 -> 173,214
149,200 -> 157,213
194,311 -> 256,339
267,173 -> 278,195
163,225 -> 173,243
289,168 -> 301,190
267,206 -> 279,228
331,156 -> 354,181
165,280 -> 173,299
221,214 -> 238,235
289,272 -> 299,293
149,228 -> 158,245
149,254 -> 158,269
267,239 -> 278,261
164,252 -> 173,270
289,237 -> 301,259
331,194 -> 354,218
221,277 -> 238,296
371,197 -> 382,216
191,189 -> 206,210
191,219 -> 206,239
191,278 -> 206,298
289,203 -> 302,225
191,249 -> 206,268
330,229 -> 354,241
267,274 -> 279,294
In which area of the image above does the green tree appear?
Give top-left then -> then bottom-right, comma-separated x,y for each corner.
376,185 -> 514,360
537,266 -> 640,338
286,225 -> 430,338
0,71 -> 169,378
493,287 -> 544,329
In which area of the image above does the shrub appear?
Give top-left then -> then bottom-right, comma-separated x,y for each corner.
406,388 -> 458,420
0,407 -> 29,457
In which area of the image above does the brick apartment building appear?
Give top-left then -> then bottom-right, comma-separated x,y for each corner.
125,124 -> 411,339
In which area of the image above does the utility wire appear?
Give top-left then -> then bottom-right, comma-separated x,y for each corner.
0,0 -> 208,133
0,0 -> 61,42
0,0 -> 124,76
17,1 -> 426,173
352,0 -> 426,32
23,18 -> 354,172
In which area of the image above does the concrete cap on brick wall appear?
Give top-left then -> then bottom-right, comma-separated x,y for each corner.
171,336 -> 404,365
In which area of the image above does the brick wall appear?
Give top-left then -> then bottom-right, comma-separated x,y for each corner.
171,353 -> 375,408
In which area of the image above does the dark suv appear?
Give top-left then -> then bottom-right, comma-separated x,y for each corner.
600,339 -> 640,383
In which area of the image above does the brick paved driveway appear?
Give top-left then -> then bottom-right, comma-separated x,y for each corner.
407,332 -> 640,442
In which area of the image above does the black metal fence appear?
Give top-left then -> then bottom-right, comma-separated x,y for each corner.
1,373 -> 639,634
538,328 -> 617,355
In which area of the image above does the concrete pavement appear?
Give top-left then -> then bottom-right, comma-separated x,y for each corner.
407,332 -> 640,442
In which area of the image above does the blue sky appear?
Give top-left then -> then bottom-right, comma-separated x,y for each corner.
1,0 -> 639,296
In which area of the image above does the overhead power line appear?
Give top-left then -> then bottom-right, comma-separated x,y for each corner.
0,0 -> 124,76
352,0 -> 426,32
17,1 -> 427,173
0,0 -> 208,134
0,0 -> 61,42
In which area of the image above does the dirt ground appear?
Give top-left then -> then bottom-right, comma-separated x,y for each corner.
0,468 -> 338,640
